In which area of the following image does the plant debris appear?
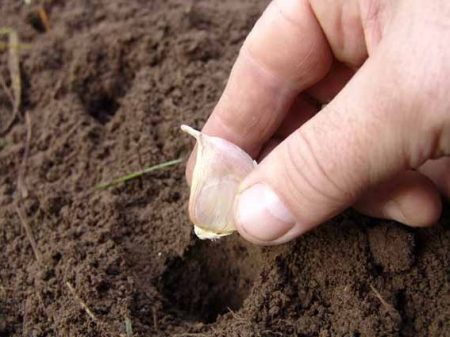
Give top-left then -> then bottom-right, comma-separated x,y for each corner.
95,158 -> 183,190
0,28 -> 22,135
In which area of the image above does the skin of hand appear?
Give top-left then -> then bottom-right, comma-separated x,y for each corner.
187,0 -> 450,245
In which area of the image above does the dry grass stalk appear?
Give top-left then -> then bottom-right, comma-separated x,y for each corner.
8,30 -> 21,113
14,203 -> 42,265
66,281 -> 126,337
66,281 -> 99,322
95,158 -> 183,190
152,307 -> 158,330
0,42 -> 31,50
0,28 -> 22,134
369,284 -> 395,312
125,316 -> 133,337
17,112 -> 32,198
38,6 -> 51,31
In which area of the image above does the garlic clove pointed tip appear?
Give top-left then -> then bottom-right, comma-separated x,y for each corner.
181,125 -> 201,140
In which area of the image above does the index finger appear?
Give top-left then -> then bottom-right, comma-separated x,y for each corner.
202,0 -> 332,156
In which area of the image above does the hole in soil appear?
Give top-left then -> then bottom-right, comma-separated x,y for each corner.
86,94 -> 120,124
26,12 -> 47,33
159,236 -> 263,323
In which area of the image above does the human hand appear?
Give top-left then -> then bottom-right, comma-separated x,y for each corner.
187,0 -> 450,245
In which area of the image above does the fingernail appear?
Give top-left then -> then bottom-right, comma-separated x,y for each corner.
384,200 -> 408,224
235,183 -> 295,242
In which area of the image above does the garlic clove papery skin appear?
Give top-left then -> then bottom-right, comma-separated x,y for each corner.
181,125 -> 256,240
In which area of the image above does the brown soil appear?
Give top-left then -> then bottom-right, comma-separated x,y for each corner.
0,1 -> 449,336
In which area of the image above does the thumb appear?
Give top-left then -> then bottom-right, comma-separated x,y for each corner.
233,57 -> 433,245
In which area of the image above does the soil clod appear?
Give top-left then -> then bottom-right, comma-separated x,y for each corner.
0,1 -> 448,336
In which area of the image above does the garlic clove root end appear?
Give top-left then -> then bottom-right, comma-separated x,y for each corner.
194,225 -> 234,240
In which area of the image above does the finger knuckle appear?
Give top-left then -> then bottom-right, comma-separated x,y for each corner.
283,127 -> 356,208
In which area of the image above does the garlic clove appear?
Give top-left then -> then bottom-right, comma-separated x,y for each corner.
181,125 -> 256,240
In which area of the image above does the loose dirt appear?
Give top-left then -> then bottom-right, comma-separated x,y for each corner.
0,1 -> 449,336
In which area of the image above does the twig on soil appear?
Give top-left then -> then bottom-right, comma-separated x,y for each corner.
23,298 -> 29,337
65,281 -> 99,322
17,112 -> 32,198
0,42 -> 31,50
38,6 -> 51,32
125,316 -> 133,337
369,284 -> 395,312
152,307 -> 159,330
0,28 -> 22,135
14,203 -> 42,265
66,282 -> 127,337
50,74 -> 64,99
95,158 -> 183,190
0,74 -> 13,151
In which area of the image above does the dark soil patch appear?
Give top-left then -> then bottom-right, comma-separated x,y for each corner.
0,1 -> 449,336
